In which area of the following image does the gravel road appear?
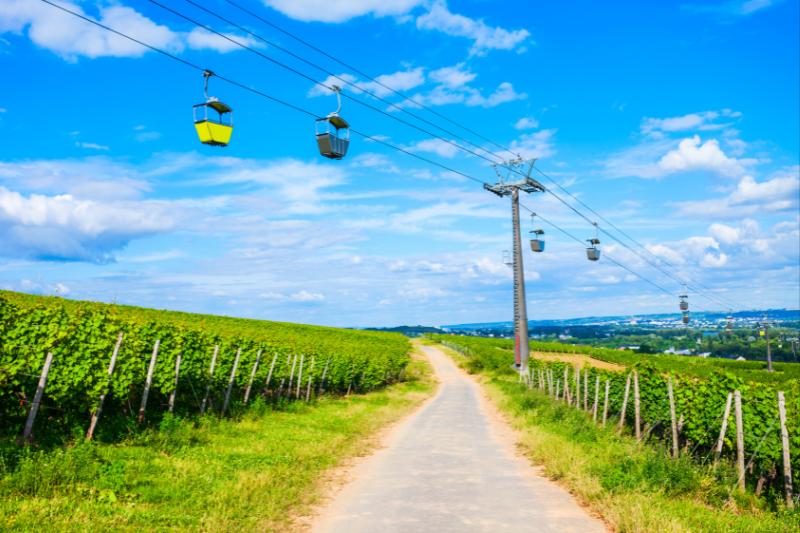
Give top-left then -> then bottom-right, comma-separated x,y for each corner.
313,344 -> 607,533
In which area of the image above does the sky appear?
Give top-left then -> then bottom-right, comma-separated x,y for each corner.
0,0 -> 798,328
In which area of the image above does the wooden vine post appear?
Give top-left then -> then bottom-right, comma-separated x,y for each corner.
734,390 -> 745,492
264,352 -> 278,394
200,345 -> 219,415
318,357 -> 331,395
296,354 -> 305,399
287,354 -> 298,397
592,375 -> 599,422
714,392 -> 733,463
667,376 -> 678,458
583,369 -> 589,411
243,349 -> 262,404
222,347 -> 242,415
633,371 -> 641,441
137,339 -> 161,425
575,366 -> 580,407
305,357 -> 316,402
602,379 -> 610,427
22,351 -> 54,443
618,373 -> 631,431
167,352 -> 183,414
87,332 -> 124,440
777,391 -> 794,508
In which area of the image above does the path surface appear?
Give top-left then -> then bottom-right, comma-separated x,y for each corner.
313,344 -> 607,533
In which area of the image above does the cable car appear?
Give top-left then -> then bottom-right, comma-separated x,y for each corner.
682,311 -> 690,325
529,213 -> 545,252
193,70 -> 233,147
316,85 -> 350,159
679,294 -> 689,311
530,229 -> 545,252
586,222 -> 600,261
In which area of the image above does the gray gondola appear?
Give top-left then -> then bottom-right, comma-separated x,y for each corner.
530,229 -> 545,252
316,114 -> 350,159
316,85 -> 350,160
679,293 -> 689,311
682,311 -> 690,325
586,238 -> 600,261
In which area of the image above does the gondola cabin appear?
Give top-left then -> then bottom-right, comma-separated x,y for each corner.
194,98 -> 233,147
586,238 -> 600,261
316,114 -> 350,159
530,229 -> 545,253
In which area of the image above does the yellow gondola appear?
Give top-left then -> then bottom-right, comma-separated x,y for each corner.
194,70 -> 233,147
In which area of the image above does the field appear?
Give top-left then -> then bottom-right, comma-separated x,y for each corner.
0,290 -> 410,445
429,335 -> 799,512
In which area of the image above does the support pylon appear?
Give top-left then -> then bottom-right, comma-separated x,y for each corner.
485,157 -> 545,375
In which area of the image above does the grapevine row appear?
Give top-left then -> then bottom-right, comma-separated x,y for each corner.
0,294 -> 410,442
430,334 -> 799,504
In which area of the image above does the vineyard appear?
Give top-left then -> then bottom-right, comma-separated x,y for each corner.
428,334 -> 799,507
0,291 -> 410,445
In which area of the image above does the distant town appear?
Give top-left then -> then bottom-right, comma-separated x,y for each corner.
370,309 -> 800,363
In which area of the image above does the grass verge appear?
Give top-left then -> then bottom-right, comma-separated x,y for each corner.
432,342 -> 800,533
0,349 -> 434,532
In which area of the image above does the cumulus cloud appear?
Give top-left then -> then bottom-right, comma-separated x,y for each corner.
0,186 -> 174,262
606,135 -> 757,179
657,136 -> 753,178
0,1 -> 262,60
416,0 -> 530,56
675,167 -> 800,218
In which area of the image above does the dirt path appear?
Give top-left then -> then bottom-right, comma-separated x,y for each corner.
312,344 -> 607,533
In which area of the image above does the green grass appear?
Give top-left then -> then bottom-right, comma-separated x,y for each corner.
0,351 -> 435,532
431,342 -> 800,533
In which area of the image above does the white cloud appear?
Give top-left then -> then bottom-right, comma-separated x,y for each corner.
684,0 -> 784,17
416,0 -> 529,56
409,80 -> 526,109
675,168 -> 800,218
657,136 -> 752,178
509,129 -> 557,159
428,63 -> 477,88
606,135 -> 757,179
289,289 -> 325,302
262,0 -> 422,23
406,138 -> 460,158
307,68 -> 425,99
184,28 -> 263,53
640,109 -> 741,138
0,186 -> 174,262
75,141 -> 109,151
0,2 -> 181,60
0,1 -> 263,60
514,117 -> 540,130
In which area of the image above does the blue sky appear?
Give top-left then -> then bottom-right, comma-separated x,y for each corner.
0,0 -> 798,327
